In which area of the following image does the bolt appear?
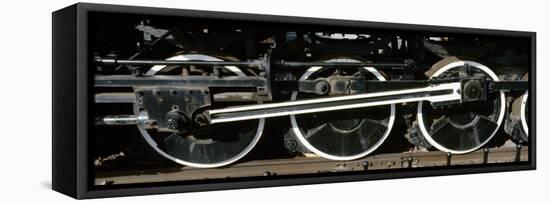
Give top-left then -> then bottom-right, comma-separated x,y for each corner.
167,118 -> 179,130
166,112 -> 187,130
284,139 -> 297,151
153,89 -> 161,96
362,161 -> 369,170
194,114 -> 209,126
315,80 -> 330,95
407,157 -> 414,168
136,91 -> 144,104
464,80 -> 482,99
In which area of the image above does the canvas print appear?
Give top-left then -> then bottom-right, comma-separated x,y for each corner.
89,10 -> 531,187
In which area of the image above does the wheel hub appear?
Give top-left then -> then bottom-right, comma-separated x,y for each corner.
417,57 -> 505,153
290,57 -> 396,160
135,53 -> 265,168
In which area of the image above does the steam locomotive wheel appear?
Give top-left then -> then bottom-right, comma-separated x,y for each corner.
290,57 -> 396,160
417,57 -> 505,154
508,73 -> 529,141
135,54 -> 265,168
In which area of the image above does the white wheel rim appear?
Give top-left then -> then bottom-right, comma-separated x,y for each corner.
290,59 -> 395,161
417,60 -> 506,154
520,92 -> 529,136
136,54 -> 265,168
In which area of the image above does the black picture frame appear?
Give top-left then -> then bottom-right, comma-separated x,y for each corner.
52,3 -> 536,199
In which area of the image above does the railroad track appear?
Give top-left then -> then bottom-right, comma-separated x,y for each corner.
95,145 -> 528,185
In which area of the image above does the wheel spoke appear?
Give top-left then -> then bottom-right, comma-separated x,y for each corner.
136,54 -> 264,168
291,59 -> 395,160
417,57 -> 505,153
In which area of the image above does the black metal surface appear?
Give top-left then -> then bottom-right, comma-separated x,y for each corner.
461,78 -> 486,102
96,58 -> 264,68
297,79 -> 331,95
275,79 -> 453,92
274,60 -> 410,70
490,81 -> 529,92
95,75 -> 268,88
136,87 -> 210,131
95,57 -> 411,70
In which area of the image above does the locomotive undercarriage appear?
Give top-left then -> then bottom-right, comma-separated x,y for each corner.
92,18 -> 530,169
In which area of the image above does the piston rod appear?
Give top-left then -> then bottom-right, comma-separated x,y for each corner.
96,112 -> 151,125
207,82 -> 462,124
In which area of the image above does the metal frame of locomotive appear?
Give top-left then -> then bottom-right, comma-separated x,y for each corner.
93,23 -> 530,168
